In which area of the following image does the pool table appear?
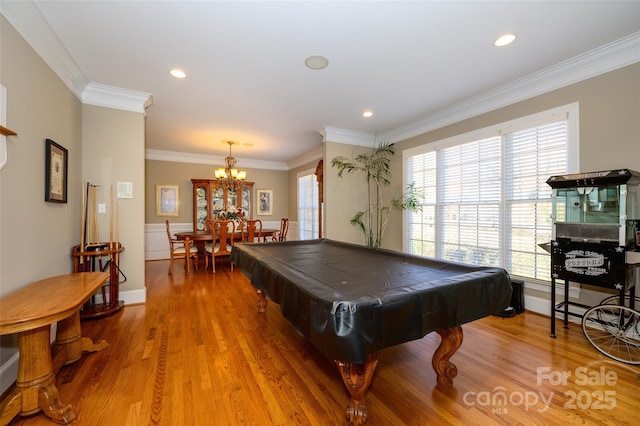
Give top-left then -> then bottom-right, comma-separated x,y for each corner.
231,239 -> 512,424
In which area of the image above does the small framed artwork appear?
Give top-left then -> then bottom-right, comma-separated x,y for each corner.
156,184 -> 179,216
45,139 -> 68,203
257,189 -> 273,216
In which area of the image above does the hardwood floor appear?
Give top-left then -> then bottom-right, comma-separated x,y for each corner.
7,259 -> 640,425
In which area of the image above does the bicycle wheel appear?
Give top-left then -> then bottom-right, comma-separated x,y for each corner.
599,294 -> 640,308
582,304 -> 640,364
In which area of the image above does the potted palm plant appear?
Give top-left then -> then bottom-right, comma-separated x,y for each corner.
331,141 -> 420,248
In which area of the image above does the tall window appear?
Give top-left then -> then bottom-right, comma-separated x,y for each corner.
405,104 -> 578,282
298,169 -> 319,240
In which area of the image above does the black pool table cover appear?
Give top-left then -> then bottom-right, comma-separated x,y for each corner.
231,239 -> 512,364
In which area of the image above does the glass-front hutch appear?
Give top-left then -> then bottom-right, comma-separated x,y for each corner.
191,179 -> 253,231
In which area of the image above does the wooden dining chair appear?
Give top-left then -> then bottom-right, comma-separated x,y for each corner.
165,220 -> 198,274
204,219 -> 236,273
272,218 -> 289,242
240,219 -> 263,243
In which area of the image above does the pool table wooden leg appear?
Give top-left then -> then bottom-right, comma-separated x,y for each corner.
433,326 -> 463,386
256,289 -> 268,313
335,352 -> 379,425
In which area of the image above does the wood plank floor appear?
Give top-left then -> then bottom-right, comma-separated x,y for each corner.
7,259 -> 640,425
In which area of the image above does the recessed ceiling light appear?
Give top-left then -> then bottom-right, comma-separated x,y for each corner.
305,55 -> 329,70
170,68 -> 186,79
494,34 -> 516,47
362,111 -> 373,118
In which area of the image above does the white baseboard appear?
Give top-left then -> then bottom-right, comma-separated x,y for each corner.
121,288 -> 146,305
523,292 -> 582,325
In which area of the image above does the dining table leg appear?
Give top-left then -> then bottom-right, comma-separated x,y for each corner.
184,236 -> 191,273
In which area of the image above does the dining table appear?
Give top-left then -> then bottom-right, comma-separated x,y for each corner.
174,228 -> 277,273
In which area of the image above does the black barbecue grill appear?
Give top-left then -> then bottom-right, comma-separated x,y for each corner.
547,169 -> 640,364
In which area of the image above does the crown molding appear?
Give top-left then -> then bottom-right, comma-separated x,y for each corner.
82,83 -> 153,113
379,31 -> 640,143
145,149 -> 289,171
287,145 -> 323,170
321,126 -> 375,147
1,0 -> 88,99
1,2 -> 153,113
146,146 -> 323,172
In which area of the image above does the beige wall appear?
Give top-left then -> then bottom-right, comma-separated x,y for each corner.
0,17 -> 83,375
0,17 -> 82,362
396,63 -> 640,172
323,142 -> 375,244
145,160 -> 289,225
0,17 -> 83,292
83,105 -> 146,298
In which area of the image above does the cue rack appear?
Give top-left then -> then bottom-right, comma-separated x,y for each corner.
72,181 -> 126,318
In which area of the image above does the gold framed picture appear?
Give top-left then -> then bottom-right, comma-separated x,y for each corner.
156,184 -> 179,216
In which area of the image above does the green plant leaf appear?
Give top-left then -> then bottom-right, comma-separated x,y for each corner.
331,141 -> 421,247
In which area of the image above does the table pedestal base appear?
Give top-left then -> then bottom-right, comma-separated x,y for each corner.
0,312 -> 109,425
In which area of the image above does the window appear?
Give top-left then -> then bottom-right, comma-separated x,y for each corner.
298,169 -> 319,240
404,104 -> 578,282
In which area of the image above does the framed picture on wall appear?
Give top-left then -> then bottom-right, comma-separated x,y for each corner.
256,189 -> 273,216
156,184 -> 179,216
45,138 -> 68,203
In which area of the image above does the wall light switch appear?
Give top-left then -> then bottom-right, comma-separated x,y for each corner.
98,203 -> 106,213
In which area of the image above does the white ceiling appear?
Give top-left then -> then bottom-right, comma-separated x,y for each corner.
4,1 -> 640,168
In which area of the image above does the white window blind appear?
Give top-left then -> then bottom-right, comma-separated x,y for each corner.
406,107 -> 574,282
298,171 -> 319,240
504,120 -> 568,280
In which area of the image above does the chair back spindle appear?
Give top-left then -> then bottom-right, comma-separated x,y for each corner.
205,219 -> 236,272
272,218 -> 289,242
242,219 -> 263,243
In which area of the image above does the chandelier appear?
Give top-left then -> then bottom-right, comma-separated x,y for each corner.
214,140 -> 247,190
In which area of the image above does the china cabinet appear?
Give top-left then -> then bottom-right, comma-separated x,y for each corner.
191,179 -> 254,231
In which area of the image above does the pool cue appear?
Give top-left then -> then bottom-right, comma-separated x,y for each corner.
116,202 -> 119,249
84,182 -> 90,248
109,185 -> 113,250
107,184 -> 114,306
88,184 -> 93,244
92,185 -> 99,244
80,181 -> 86,265
113,202 -> 120,306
